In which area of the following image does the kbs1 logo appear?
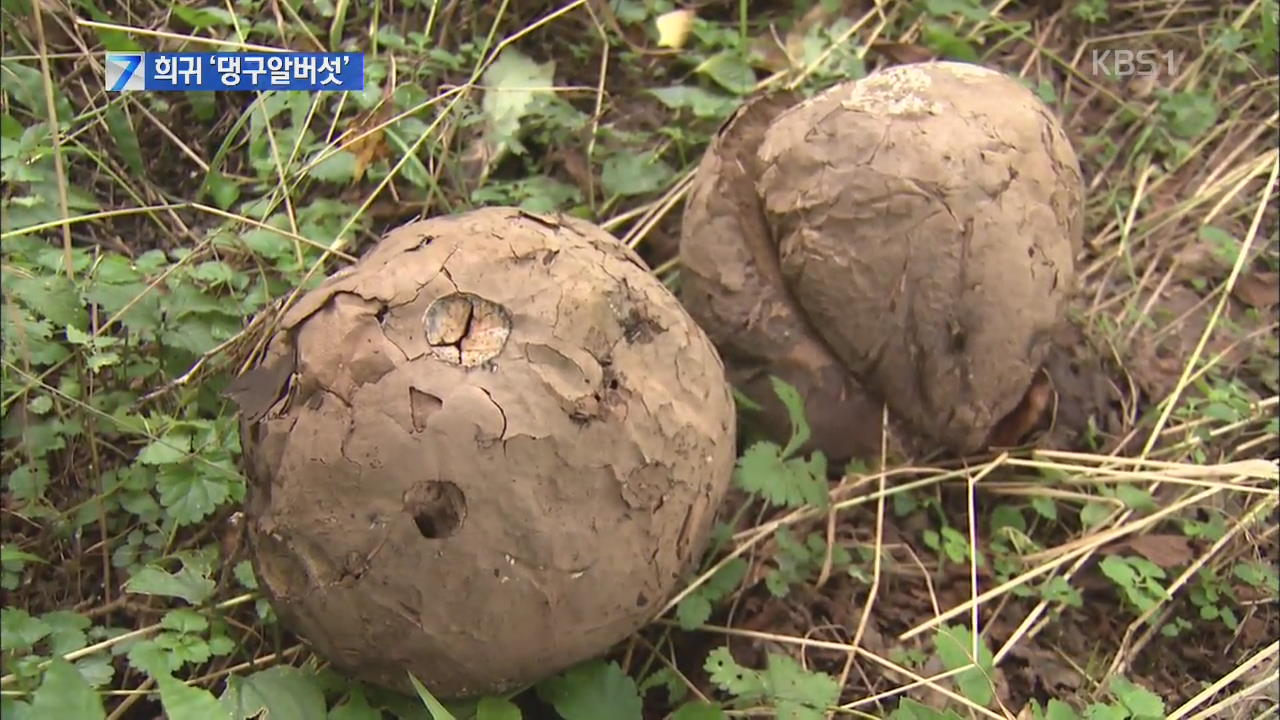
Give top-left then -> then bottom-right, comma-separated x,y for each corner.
105,52 -> 365,92
1090,49 -> 1179,78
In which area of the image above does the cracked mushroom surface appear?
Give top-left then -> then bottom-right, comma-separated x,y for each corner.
229,207 -> 736,699
681,61 -> 1084,457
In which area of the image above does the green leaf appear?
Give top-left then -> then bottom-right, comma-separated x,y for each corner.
0,608 -> 51,651
125,560 -> 215,605
933,625 -> 995,707
42,610 -> 90,656
1079,501 -> 1110,528
600,150 -> 674,198
157,464 -> 238,526
103,105 -> 145,176
733,442 -> 828,509
671,702 -> 726,720
1030,496 -> 1057,520
695,51 -> 756,95
1113,485 -> 1156,512
921,23 -> 979,62
171,5 -> 234,28
1043,699 -> 1081,720
6,273 -> 87,328
474,697 -> 521,720
480,48 -> 556,156
161,608 -> 209,634
136,429 -> 193,465
328,688 -> 381,720
309,150 -> 359,183
1110,677 -> 1164,719
73,0 -> 142,50
0,545 -> 45,565
676,593 -> 713,630
769,376 -> 810,458
648,86 -> 737,119
406,673 -> 458,720
923,0 -> 990,21
536,660 -> 643,720
989,505 -> 1026,536
205,172 -> 241,210
221,666 -> 327,720
29,659 -> 105,720
762,653 -> 839,719
1158,91 -> 1218,140
157,671 -> 232,720
704,647 -> 766,701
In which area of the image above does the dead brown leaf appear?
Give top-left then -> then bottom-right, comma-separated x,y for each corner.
1232,271 -> 1279,309
1106,533 -> 1196,568
867,42 -> 938,65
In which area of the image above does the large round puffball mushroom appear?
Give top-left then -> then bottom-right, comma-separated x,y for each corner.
229,207 -> 737,699
680,61 -> 1084,458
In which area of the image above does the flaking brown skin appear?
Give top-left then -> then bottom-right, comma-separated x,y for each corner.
680,91 -> 886,462
229,207 -> 736,699
681,62 -> 1084,458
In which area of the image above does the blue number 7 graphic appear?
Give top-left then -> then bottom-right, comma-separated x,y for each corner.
111,54 -> 142,91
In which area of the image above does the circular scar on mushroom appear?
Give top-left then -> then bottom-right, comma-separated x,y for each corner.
229,207 -> 736,700
681,61 -> 1084,458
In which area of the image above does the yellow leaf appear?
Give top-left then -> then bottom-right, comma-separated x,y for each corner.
655,9 -> 695,49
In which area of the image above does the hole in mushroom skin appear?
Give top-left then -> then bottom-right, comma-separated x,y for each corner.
423,292 -> 512,367
403,480 -> 467,539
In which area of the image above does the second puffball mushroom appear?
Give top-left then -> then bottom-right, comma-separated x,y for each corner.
681,61 -> 1085,458
229,207 -> 737,699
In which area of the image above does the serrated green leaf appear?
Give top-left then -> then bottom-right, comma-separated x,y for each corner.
42,610 -> 90,656
29,659 -> 105,720
125,561 -> 215,605
6,274 -> 86,328
222,666 -> 326,720
1159,91 -> 1218,140
157,671 -> 232,720
536,660 -> 642,720
161,608 -> 208,634
480,48 -> 556,156
136,430 -> 193,465
157,463 -> 238,525
704,647 -> 766,701
676,593 -> 713,630
933,625 -> 995,707
0,608 -> 51,651
762,653 -> 839,719
600,150 -> 674,198
74,654 -> 115,688
1109,677 -> 1164,719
